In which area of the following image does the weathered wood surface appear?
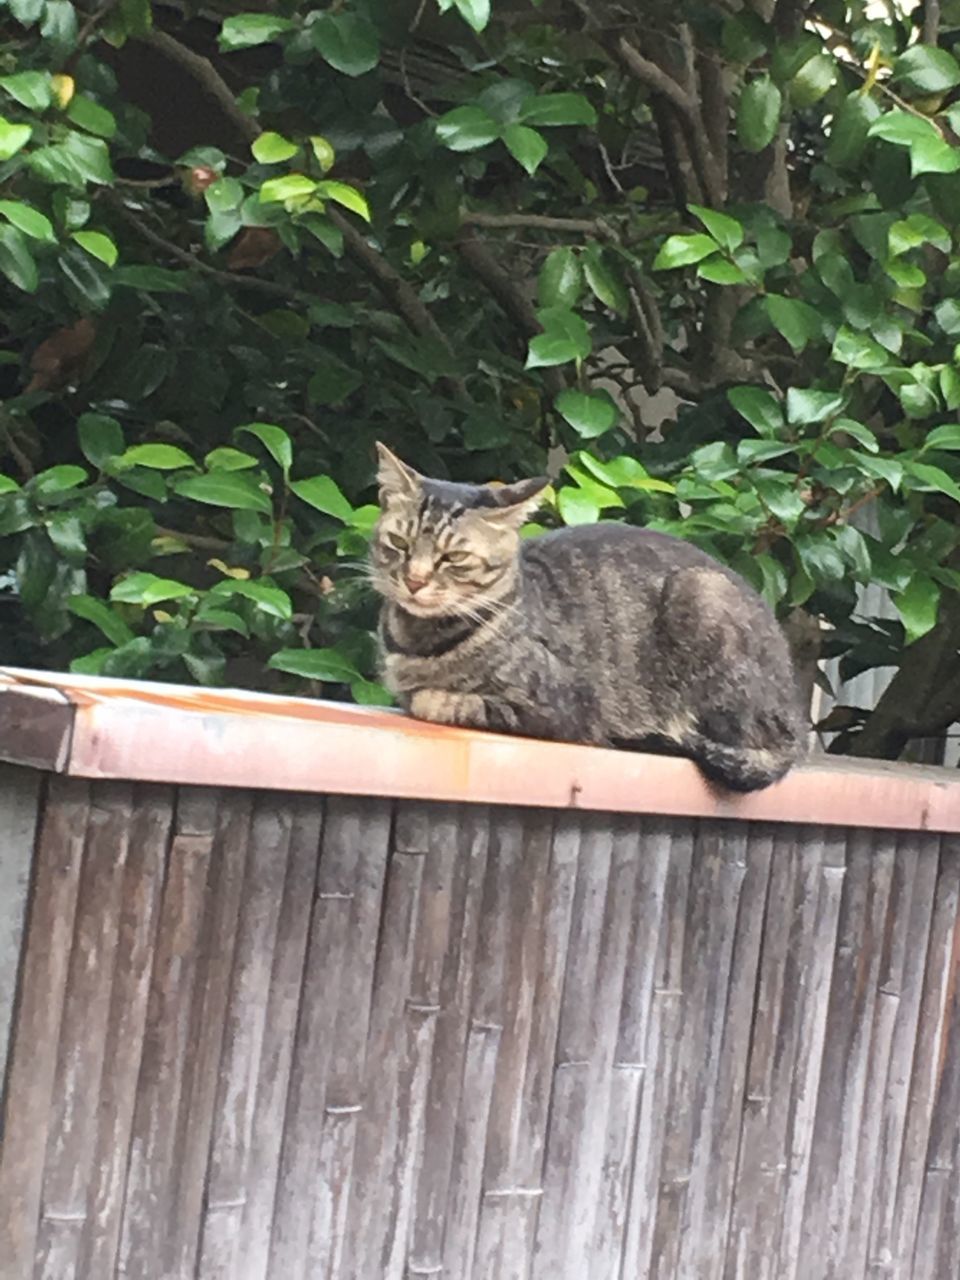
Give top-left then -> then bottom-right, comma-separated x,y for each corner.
2,770 -> 960,1279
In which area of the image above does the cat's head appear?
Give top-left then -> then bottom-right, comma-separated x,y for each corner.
369,443 -> 548,617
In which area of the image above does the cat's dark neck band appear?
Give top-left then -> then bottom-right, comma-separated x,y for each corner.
383,599 -> 503,658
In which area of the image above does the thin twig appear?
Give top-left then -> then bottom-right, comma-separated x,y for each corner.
138,29 -> 258,143
109,197 -> 315,304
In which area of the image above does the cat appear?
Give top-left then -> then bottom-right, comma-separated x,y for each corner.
369,443 -> 805,791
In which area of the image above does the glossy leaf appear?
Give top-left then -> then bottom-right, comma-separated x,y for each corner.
290,474 -> 354,520
538,247 -> 582,308
175,472 -> 272,513
502,124 -> 548,175
311,13 -> 380,77
268,647 -> 360,682
555,388 -> 618,438
737,76 -> 781,153
237,422 -> 293,473
894,574 -> 941,644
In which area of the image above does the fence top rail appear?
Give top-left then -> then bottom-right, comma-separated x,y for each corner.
0,666 -> 958,833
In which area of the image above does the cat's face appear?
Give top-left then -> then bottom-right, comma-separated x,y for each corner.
370,444 -> 548,617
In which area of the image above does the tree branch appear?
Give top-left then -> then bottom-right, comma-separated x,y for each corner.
109,198 -> 315,304
136,28 -> 455,357
138,29 -> 258,143
455,232 -> 565,395
615,36 -> 698,120
461,211 -> 618,239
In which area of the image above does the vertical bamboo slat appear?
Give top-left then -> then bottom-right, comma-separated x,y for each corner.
3,762 -> 960,1280
0,776 -> 90,1280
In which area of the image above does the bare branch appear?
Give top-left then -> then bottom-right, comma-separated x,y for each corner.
923,0 -> 941,46
615,36 -> 698,120
462,211 -> 618,240
138,29 -> 258,144
109,198 -> 314,305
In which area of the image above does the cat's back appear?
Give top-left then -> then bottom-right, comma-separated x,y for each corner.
521,521 -> 731,582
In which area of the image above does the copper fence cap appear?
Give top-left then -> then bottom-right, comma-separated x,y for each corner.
0,667 -> 958,833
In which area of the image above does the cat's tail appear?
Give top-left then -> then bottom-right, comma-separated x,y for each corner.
687,735 -> 800,793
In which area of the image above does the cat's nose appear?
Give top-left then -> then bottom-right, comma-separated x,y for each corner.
405,574 -> 430,594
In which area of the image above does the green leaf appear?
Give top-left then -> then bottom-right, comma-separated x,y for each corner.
527,308 -> 591,368
555,388 -> 618,438
114,265 -> 189,293
68,594 -> 135,646
46,513 -> 85,563
906,460 -> 960,503
251,131 -> 298,163
194,607 -> 249,637
538,247 -> 582,308
857,454 -> 903,490
307,355 -> 363,405
771,33 -> 821,85
237,422 -> 292,474
453,0 -> 490,33
891,45 -> 960,94
728,386 -> 784,436
0,70 -> 51,110
0,118 -> 32,161
652,233 -> 718,270
0,224 -> 37,292
175,472 -> 272,513
697,256 -> 748,285
791,53 -> 836,107
311,12 -> 381,77
314,180 -> 370,222
786,388 -> 844,425
436,105 -> 499,151
290,474 -> 354,521
689,204 -> 744,253
78,413 -> 124,468
310,135 -> 335,172
831,325 -> 890,370
869,110 -> 941,149
259,174 -> 316,204
502,124 -> 547,175
894,574 -> 941,645
209,579 -> 292,619
924,424 -> 960,452
557,488 -> 600,525
220,13 -> 293,50
940,368 -> 960,411
767,295 -> 825,353
204,176 -> 244,215
205,446 -> 258,471
936,298 -> 960,335
72,229 -> 117,267
0,200 -> 54,241
0,475 -> 20,494
899,382 -> 940,419
119,443 -> 194,470
518,93 -> 597,127
9,0 -> 45,26
826,92 -> 881,169
60,133 -> 113,184
66,95 -> 116,139
111,572 -> 196,606
889,213 -> 951,255
268,647 -> 360,682
737,76 -> 782,153
351,679 -> 394,707
737,439 -> 795,464
829,418 -> 878,453
582,242 -> 629,314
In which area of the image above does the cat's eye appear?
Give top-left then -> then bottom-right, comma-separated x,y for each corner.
441,550 -> 474,566
384,532 -> 409,552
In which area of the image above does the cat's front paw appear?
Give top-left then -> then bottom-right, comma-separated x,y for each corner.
408,689 -> 487,727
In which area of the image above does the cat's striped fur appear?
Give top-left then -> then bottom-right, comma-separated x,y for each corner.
370,444 -> 804,791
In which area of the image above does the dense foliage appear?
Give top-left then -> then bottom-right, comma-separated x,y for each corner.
3,0 -> 960,756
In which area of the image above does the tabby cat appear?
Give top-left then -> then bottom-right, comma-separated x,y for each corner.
370,444 -> 804,791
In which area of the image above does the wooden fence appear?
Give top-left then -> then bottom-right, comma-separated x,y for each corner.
1,669 -> 960,1280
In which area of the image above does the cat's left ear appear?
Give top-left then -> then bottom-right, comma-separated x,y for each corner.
482,476 -> 550,528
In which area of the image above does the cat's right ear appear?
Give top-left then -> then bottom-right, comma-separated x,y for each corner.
376,442 -> 421,503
